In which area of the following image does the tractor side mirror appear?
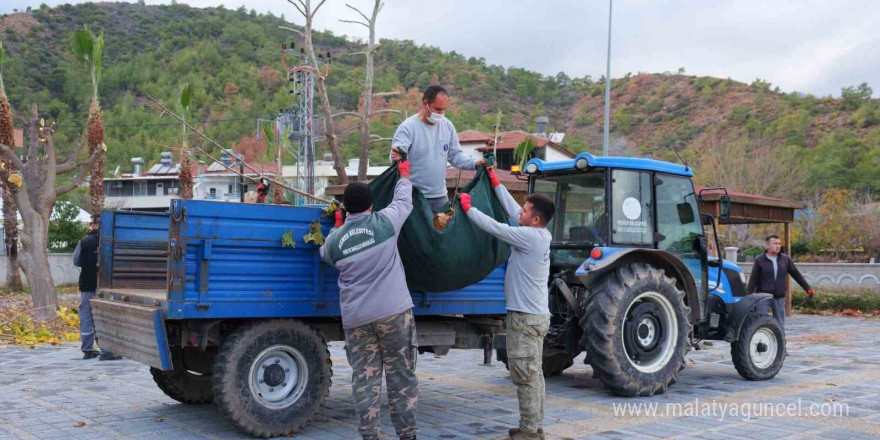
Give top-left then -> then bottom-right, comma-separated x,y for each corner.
719,195 -> 731,221
676,202 -> 695,224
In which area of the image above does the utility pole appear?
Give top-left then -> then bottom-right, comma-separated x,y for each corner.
602,0 -> 613,157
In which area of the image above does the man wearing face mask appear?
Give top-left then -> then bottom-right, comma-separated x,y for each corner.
390,85 -> 486,213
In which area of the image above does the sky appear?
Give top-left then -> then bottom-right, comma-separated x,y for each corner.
2,0 -> 879,98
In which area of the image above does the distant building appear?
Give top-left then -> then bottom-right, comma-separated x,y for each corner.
197,150 -> 278,202
282,156 -> 388,201
457,116 -> 573,171
103,152 -> 197,211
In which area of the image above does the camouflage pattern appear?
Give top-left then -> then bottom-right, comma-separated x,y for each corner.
506,311 -> 551,434
344,309 -> 419,440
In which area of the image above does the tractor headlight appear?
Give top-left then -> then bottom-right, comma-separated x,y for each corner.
525,163 -> 538,174
575,157 -> 588,170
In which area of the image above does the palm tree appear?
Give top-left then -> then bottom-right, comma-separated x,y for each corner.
0,41 -> 23,290
71,26 -> 106,217
177,83 -> 193,199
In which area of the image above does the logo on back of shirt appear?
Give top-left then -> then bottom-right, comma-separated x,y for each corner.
443,143 -> 449,152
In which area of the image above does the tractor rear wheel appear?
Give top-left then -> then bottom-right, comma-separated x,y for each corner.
579,263 -> 691,396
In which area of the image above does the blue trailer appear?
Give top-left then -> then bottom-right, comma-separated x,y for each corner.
93,153 -> 786,437
91,199 -> 507,437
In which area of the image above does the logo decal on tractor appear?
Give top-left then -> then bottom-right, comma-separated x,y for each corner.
622,197 -> 642,220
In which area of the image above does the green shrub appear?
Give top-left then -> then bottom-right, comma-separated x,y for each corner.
792,287 -> 880,313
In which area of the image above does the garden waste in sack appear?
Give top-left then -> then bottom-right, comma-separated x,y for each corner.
369,163 -> 510,293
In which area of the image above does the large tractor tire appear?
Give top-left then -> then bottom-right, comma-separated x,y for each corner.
212,320 -> 332,438
731,313 -> 785,381
579,263 -> 691,396
150,347 -> 215,404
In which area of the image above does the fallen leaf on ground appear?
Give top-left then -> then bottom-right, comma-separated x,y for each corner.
73,422 -> 85,428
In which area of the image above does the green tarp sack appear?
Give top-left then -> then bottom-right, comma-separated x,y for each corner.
369,164 -> 511,293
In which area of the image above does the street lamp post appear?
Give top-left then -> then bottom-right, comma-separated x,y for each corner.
602,0 -> 613,156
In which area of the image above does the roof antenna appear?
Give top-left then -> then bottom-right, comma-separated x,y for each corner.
671,147 -> 690,172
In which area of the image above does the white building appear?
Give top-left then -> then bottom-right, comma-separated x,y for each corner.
103,152 -> 194,211
282,157 -> 389,200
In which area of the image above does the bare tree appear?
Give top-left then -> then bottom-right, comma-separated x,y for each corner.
285,0 -> 349,184
0,105 -> 103,321
340,0 -> 395,181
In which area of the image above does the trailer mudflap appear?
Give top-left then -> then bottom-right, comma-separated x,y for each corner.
91,298 -> 172,370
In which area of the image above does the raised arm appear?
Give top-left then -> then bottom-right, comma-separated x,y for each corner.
460,193 -> 532,250
390,120 -> 413,162
378,162 -> 414,234
494,183 -> 522,222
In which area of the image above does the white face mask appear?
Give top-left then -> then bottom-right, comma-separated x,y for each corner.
427,111 -> 445,124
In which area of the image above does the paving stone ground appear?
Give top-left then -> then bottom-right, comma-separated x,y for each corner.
1,314 -> 878,440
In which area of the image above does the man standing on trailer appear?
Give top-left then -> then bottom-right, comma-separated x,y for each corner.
390,85 -> 486,213
320,160 -> 419,440
458,168 -> 555,440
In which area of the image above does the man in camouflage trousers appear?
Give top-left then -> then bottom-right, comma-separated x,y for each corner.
460,168 -> 556,440
320,160 -> 418,440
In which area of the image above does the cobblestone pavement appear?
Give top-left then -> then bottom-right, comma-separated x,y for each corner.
1,314 -> 878,440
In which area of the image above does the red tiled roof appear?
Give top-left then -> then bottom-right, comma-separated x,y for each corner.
445,167 -> 521,185
458,130 -> 494,143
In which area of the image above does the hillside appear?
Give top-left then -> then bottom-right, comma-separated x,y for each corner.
1,2 -> 878,200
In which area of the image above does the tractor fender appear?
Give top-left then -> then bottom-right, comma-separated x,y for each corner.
576,248 -> 701,325
723,293 -> 775,342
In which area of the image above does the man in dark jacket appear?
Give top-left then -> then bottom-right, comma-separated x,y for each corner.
747,235 -> 814,333
73,218 -> 121,361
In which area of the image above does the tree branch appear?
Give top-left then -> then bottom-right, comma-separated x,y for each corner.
339,19 -> 370,28
56,138 -> 85,174
312,0 -> 328,18
0,143 -> 26,172
371,109 -> 401,116
278,25 -> 304,36
285,0 -> 307,18
372,91 -> 402,98
345,3 -> 371,23
54,146 -> 103,196
346,75 -> 365,87
332,111 -> 363,119
147,96 -> 332,204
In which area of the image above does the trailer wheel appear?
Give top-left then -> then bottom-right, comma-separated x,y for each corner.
731,313 -> 785,381
579,263 -> 691,396
150,347 -> 214,404
213,320 -> 332,438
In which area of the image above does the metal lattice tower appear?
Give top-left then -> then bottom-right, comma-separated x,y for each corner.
279,43 -> 326,205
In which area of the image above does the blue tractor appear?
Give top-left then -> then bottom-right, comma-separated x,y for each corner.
496,153 -> 786,396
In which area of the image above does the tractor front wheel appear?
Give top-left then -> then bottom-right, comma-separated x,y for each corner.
731,313 -> 785,381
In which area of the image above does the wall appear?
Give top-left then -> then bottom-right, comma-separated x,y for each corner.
737,262 -> 880,288
1,253 -> 81,287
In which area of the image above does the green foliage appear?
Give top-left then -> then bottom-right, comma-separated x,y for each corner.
513,138 -> 535,170
850,103 -> 879,128
281,230 -> 296,248
302,221 -> 324,246
792,287 -> 880,314
70,26 -> 104,101
807,130 -> 879,192
840,82 -> 872,111
48,200 -> 88,252
729,105 -> 750,124
612,106 -> 635,134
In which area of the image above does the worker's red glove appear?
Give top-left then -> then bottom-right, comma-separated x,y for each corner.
808,289 -> 815,298
459,193 -> 472,212
334,209 -> 344,228
488,168 -> 501,188
398,160 -> 410,178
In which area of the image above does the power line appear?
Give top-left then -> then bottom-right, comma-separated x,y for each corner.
53,115 -> 264,129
